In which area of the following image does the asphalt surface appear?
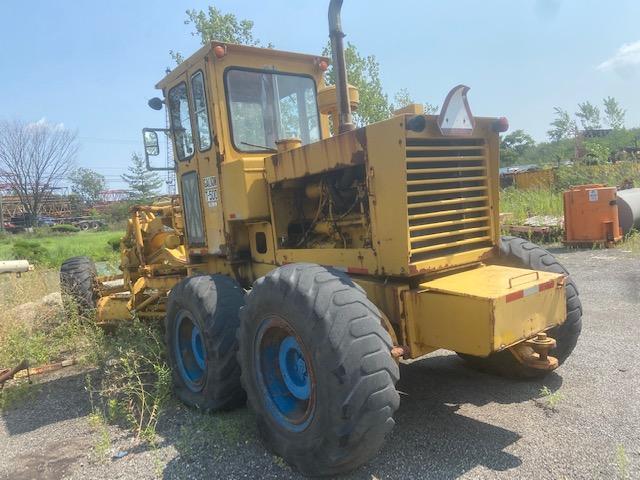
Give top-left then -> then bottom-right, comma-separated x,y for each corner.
1,248 -> 638,479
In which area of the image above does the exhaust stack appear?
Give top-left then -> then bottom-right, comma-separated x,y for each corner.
328,0 -> 355,133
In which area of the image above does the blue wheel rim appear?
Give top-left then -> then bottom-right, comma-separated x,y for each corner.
255,316 -> 315,432
175,310 -> 206,392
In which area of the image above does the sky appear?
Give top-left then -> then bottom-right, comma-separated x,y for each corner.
2,0 -> 640,192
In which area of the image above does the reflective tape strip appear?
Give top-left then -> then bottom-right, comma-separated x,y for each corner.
505,279 -> 556,303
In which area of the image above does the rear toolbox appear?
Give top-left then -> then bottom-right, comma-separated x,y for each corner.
402,265 -> 566,358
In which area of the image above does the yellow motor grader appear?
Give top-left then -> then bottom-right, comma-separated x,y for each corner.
60,0 -> 581,475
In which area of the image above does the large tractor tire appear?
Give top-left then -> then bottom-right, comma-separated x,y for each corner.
165,275 -> 246,411
238,263 -> 400,476
60,256 -> 98,317
459,236 -> 583,377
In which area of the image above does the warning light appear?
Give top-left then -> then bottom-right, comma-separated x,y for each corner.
214,45 -> 226,59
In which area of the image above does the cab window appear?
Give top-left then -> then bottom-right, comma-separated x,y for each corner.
191,71 -> 212,151
225,68 -> 320,152
168,82 -> 195,160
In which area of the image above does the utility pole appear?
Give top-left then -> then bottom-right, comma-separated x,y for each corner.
0,193 -> 4,232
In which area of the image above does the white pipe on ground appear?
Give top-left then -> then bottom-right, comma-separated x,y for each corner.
0,260 -> 34,274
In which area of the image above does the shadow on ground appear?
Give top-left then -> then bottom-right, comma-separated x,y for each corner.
1,369 -> 93,436
160,352 -> 562,479
1,354 -> 562,479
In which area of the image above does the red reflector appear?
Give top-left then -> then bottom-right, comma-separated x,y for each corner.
347,267 -> 368,275
229,213 -> 236,219
539,280 -> 555,292
506,290 -> 524,303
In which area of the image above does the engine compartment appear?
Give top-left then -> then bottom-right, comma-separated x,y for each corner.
270,164 -> 371,250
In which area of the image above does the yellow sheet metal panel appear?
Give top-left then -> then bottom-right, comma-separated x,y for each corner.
264,129 -> 364,184
275,248 -> 378,274
366,118 -> 411,275
97,295 -> 132,323
221,158 -> 269,221
402,265 -> 566,358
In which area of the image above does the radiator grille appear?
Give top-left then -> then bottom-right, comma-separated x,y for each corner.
406,137 -> 493,263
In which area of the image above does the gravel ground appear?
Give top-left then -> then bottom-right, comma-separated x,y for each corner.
1,248 -> 638,479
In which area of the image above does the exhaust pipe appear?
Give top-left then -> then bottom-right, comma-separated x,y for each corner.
328,0 -> 355,133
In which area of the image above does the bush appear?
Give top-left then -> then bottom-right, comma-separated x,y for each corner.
51,224 -> 80,233
107,236 -> 121,252
11,240 -> 49,265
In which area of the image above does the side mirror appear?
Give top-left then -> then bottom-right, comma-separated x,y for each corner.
141,128 -> 173,171
143,130 -> 160,156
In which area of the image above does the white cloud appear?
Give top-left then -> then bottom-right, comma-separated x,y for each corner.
598,40 -> 640,72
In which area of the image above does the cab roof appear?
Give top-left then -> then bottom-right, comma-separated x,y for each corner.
156,41 -> 330,90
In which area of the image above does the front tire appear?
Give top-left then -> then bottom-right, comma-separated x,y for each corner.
165,275 -> 246,411
459,236 -> 583,377
238,263 -> 400,476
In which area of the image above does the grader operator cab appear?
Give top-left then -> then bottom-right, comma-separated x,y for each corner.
60,0 -> 582,475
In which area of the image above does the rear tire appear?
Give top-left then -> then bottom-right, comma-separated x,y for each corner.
458,236 -> 582,377
238,263 -> 400,476
165,275 -> 246,411
60,256 -> 97,317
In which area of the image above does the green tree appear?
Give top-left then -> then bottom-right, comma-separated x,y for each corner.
603,96 -> 625,130
69,167 -> 106,206
575,101 -> 601,130
121,153 -> 164,201
322,42 -> 391,126
170,6 -> 272,64
584,141 -> 610,164
547,107 -> 576,142
392,88 -> 439,115
500,129 -> 535,166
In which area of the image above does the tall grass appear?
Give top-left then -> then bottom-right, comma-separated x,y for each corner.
0,268 -> 171,443
500,187 -> 563,224
501,162 -> 640,224
0,230 -> 122,268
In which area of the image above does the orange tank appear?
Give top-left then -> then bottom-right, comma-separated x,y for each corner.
563,184 -> 622,245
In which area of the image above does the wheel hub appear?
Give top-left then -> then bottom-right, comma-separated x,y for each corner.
254,316 -> 316,432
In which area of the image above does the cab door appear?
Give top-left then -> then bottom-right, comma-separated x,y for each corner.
167,66 -> 225,254
189,63 -> 226,255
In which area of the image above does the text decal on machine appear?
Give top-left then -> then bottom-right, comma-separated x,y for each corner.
204,176 -> 218,207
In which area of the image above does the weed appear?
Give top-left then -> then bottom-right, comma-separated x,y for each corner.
11,239 -> 49,265
97,320 -> 171,443
500,187 -> 563,224
615,444 -> 629,480
88,410 -> 112,462
537,385 -> 564,412
273,455 -> 291,471
107,236 -> 122,252
175,409 -> 255,461
618,230 -> 640,256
